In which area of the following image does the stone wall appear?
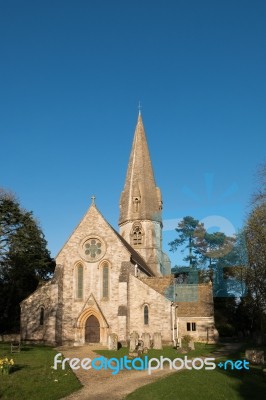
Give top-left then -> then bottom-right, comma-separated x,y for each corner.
20,280 -> 58,345
177,317 -> 218,343
0,334 -> 20,342
128,275 -> 172,342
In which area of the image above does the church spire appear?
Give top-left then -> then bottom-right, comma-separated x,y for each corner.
119,113 -> 162,226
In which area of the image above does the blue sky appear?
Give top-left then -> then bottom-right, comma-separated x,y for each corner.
0,0 -> 265,265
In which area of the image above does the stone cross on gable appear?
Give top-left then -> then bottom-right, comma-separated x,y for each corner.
91,195 -> 96,205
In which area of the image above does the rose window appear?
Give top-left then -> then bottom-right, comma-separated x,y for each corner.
85,239 -> 101,258
81,237 -> 105,262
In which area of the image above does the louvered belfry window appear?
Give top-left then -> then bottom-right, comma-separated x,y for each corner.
131,222 -> 143,246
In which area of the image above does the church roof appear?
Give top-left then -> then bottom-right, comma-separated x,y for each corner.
119,113 -> 162,225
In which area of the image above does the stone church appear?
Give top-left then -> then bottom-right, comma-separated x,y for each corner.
20,113 -> 217,346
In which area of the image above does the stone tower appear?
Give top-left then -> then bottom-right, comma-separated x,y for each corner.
119,112 -> 168,276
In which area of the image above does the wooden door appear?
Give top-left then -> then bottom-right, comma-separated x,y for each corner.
85,315 -> 100,343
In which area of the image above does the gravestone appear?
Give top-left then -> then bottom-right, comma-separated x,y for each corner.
177,348 -> 187,354
128,351 -> 138,358
188,340 -> 195,350
153,332 -> 162,350
138,340 -> 144,351
142,333 -> 151,349
129,331 -> 139,352
108,333 -> 118,351
245,350 -> 264,365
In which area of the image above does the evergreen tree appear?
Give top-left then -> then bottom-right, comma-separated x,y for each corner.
0,189 -> 55,332
169,216 -> 205,267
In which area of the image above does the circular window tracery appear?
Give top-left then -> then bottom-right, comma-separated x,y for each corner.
84,239 -> 102,258
79,236 -> 106,262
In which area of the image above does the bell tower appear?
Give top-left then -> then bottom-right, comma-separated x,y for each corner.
119,112 -> 165,276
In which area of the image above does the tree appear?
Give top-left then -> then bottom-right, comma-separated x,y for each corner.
214,164 -> 266,337
245,202 -> 266,315
0,189 -> 55,332
0,189 -> 23,263
252,162 -> 266,206
220,230 -> 248,298
197,231 -> 236,295
199,232 -> 235,267
169,216 -> 205,267
243,162 -> 266,335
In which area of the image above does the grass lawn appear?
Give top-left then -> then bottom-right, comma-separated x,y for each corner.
95,342 -> 219,360
0,343 -> 82,400
125,367 -> 266,400
124,342 -> 266,400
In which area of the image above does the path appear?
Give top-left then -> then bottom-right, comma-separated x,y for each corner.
59,345 -> 178,400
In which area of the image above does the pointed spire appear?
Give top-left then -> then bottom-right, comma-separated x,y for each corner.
119,113 -> 162,225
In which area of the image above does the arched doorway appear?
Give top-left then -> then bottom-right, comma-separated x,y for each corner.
85,315 -> 100,343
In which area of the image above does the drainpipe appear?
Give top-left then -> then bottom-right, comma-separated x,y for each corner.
171,302 -> 176,347
176,306 -> 179,347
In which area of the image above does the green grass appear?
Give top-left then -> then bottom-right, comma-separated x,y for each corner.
2,341 -> 265,400
94,342 -> 219,360
125,366 -> 266,400
0,343 -> 82,400
124,342 -> 266,400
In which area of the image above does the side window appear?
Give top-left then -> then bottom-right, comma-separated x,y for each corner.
144,305 -> 149,325
187,322 -> 196,331
76,263 -> 84,299
40,307 -> 44,326
102,263 -> 109,299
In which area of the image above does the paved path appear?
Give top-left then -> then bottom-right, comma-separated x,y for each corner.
59,342 -> 243,400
